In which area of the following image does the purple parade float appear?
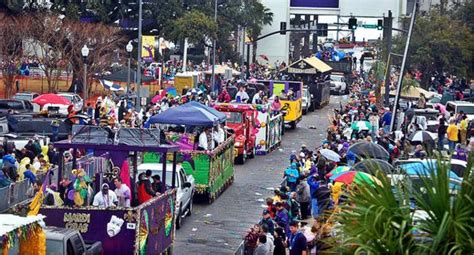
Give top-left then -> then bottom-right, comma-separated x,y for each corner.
39,126 -> 179,254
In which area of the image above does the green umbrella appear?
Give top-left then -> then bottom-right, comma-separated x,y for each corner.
351,121 -> 372,132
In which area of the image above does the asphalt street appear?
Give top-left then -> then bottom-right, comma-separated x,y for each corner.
174,96 -> 342,254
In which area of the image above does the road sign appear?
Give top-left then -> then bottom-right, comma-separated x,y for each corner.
361,24 -> 377,29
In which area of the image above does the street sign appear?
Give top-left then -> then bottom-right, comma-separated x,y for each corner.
360,24 -> 377,29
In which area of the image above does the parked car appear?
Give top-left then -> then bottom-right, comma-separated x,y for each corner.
0,99 -> 34,116
137,163 -> 195,229
0,134 -> 50,150
44,226 -> 103,255
446,101 -> 474,121
57,92 -> 84,111
302,86 -> 312,115
12,92 -> 39,102
329,73 -> 347,95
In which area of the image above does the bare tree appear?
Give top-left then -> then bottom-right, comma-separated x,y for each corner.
0,16 -> 22,98
21,14 -> 68,93
61,20 -> 126,98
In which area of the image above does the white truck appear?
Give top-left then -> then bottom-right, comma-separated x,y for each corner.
137,163 -> 195,229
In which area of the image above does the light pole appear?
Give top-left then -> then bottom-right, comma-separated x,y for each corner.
126,41 -> 133,94
81,44 -> 89,102
136,0 -> 143,110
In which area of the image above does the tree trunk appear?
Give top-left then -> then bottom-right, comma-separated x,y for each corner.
2,74 -> 15,98
252,41 -> 257,64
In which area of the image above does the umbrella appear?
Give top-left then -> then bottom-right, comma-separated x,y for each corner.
326,166 -> 350,178
259,54 -> 269,61
399,162 -> 460,179
320,149 -> 341,162
33,93 -> 71,106
349,141 -> 389,160
350,121 -> 372,132
352,159 -> 394,175
333,171 -> 381,186
408,131 -> 436,143
151,94 -> 162,104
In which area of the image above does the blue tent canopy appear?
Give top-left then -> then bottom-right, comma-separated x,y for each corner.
147,101 -> 226,127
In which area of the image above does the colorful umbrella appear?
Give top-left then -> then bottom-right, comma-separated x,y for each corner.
333,171 -> 381,186
33,93 -> 71,106
326,166 -> 350,178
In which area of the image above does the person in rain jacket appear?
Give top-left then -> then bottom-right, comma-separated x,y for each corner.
307,174 -> 321,219
284,163 -> 300,192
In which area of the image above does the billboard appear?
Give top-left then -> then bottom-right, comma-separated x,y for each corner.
141,35 -> 155,61
290,0 -> 339,8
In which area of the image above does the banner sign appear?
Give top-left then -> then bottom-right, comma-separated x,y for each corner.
141,35 -> 155,61
290,0 -> 339,8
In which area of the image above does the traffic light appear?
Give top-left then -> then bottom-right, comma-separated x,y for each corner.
377,19 -> 383,30
280,22 -> 287,35
348,18 -> 357,30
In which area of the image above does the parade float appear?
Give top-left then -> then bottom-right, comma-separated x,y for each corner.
214,103 -> 283,164
38,127 -> 179,254
1,214 -> 46,255
258,80 -> 303,129
283,57 -> 332,109
145,101 -> 235,203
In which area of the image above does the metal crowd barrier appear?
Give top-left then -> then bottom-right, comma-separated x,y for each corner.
0,155 -> 106,212
234,240 -> 245,255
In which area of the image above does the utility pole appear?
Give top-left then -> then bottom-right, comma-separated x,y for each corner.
383,10 -> 393,107
211,0 -> 217,93
246,44 -> 250,79
136,0 -> 143,110
390,3 -> 417,133
336,15 -> 340,42
241,27 -> 246,80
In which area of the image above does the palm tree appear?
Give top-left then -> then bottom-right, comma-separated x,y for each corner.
335,157 -> 474,254
370,60 -> 386,109
243,0 -> 273,63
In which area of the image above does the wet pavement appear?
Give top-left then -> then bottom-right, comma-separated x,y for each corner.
174,96 -> 342,254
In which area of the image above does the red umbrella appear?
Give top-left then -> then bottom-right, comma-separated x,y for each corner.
32,93 -> 71,106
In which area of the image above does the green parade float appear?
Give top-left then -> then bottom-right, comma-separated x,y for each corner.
145,101 -> 235,203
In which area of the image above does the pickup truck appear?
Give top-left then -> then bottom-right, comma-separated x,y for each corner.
137,163 -> 195,229
44,226 -> 103,255
0,99 -> 34,117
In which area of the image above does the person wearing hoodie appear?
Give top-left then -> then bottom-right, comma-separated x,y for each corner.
284,163 -> 300,192
23,164 -> 36,184
296,177 -> 311,220
307,174 -> 321,219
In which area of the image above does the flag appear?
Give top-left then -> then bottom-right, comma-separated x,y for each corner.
27,170 -> 51,216
99,79 -> 124,91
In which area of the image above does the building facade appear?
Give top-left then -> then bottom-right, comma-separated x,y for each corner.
257,0 -> 409,65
